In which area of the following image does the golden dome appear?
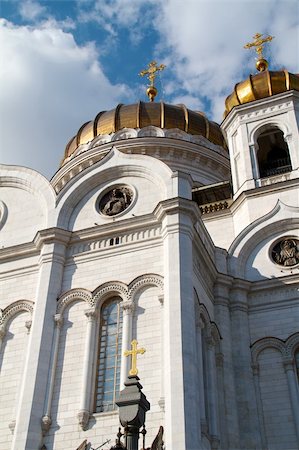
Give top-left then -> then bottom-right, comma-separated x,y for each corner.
62,102 -> 226,166
224,70 -> 299,117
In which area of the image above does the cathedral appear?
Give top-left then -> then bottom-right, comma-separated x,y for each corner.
0,36 -> 299,450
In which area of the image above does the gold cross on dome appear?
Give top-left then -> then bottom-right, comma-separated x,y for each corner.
124,339 -> 146,376
139,60 -> 166,87
244,33 -> 274,59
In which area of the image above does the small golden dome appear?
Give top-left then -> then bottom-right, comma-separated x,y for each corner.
224,70 -> 299,118
62,102 -> 227,166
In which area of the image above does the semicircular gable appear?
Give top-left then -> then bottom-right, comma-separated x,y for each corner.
228,201 -> 299,279
55,147 -> 173,229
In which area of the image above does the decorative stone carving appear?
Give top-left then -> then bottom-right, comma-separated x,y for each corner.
25,320 -> 32,334
271,238 -> 299,267
0,300 -> 34,331
93,282 -> 129,306
121,301 -> 135,315
8,420 -> 16,434
99,186 -> 133,217
41,414 -> 52,435
77,409 -> 90,431
128,274 -> 164,301
84,307 -> 97,322
112,128 -> 138,141
56,289 -> 92,314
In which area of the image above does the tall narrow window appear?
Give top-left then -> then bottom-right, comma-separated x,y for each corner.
295,349 -> 299,382
95,298 -> 123,413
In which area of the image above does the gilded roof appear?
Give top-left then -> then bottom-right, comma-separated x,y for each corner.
224,70 -> 299,117
62,102 -> 226,166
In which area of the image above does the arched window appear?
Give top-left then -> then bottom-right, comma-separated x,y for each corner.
94,298 -> 123,413
256,127 -> 292,178
295,349 -> 299,382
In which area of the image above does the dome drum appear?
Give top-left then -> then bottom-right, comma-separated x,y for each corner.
62,102 -> 227,166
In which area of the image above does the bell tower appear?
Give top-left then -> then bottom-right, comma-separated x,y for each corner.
222,34 -> 299,198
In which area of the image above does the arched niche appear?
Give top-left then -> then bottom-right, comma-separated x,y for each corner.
256,126 -> 292,178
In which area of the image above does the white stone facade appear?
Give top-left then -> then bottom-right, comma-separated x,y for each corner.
0,90 -> 299,450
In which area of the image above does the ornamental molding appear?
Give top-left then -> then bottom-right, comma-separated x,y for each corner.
66,223 -> 162,258
77,409 -> 90,431
285,332 -> 299,358
41,415 -> 52,435
93,282 -> 129,306
57,275 -> 164,316
53,134 -> 229,195
251,332 -> 299,365
0,200 -> 7,231
128,274 -> 164,301
56,289 -> 93,314
239,101 -> 292,123
0,300 -> 34,330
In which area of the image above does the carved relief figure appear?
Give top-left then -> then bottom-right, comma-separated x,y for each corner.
272,238 -> 299,266
100,187 -> 133,216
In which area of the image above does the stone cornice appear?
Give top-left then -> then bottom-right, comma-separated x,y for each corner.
52,137 -> 230,195
230,178 -> 299,215
154,197 -> 200,223
34,228 -> 71,250
0,241 -> 38,263
222,90 -> 299,131
71,212 -> 159,244
249,273 -> 299,292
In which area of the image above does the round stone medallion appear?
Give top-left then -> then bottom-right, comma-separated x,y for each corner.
98,186 -> 134,217
271,238 -> 299,267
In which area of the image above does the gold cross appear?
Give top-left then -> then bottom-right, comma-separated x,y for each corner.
139,60 -> 166,87
244,33 -> 274,59
124,339 -> 146,376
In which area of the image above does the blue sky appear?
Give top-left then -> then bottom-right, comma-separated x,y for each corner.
0,0 -> 298,179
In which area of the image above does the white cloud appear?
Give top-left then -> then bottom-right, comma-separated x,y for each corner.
154,0 -> 299,120
0,19 -> 130,178
78,0 -> 158,44
19,0 -> 47,21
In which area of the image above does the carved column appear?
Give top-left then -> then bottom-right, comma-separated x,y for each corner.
196,318 -> 206,434
283,358 -> 299,441
77,307 -> 97,431
206,334 -> 220,449
41,314 -> 63,435
0,325 -> 5,351
214,278 -> 239,448
120,301 -> 134,388
215,352 -> 226,450
230,282 -> 262,449
158,295 -> 165,412
251,363 -> 267,450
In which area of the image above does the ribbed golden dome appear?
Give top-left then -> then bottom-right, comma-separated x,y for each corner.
224,70 -> 299,117
62,102 -> 226,166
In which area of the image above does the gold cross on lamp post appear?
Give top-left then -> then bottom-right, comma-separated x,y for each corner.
124,339 -> 146,376
244,33 -> 274,72
139,60 -> 166,102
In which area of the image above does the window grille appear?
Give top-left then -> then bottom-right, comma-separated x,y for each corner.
95,298 -> 123,413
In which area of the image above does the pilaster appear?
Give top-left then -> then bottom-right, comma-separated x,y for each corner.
230,280 -> 262,449
214,276 -> 240,448
156,197 -> 202,450
11,228 -> 70,450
